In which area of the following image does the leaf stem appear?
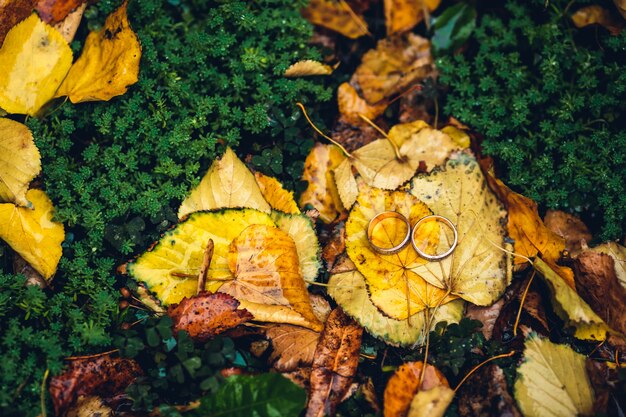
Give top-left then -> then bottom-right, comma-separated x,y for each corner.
296,102 -> 352,158
513,270 -> 535,337
357,113 -> 405,161
40,368 -> 49,417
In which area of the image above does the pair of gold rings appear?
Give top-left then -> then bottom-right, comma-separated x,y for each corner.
366,212 -> 458,261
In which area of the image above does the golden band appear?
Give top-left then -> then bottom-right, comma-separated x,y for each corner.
411,215 -> 458,261
367,211 -> 411,255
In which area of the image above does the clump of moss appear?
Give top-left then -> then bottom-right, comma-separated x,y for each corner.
438,0 -> 626,239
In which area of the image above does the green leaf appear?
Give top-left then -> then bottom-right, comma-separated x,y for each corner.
191,374 -> 306,417
431,3 -> 476,56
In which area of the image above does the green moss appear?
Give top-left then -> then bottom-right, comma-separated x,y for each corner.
438,0 -> 626,239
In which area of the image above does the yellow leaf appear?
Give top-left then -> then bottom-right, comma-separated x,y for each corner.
284,60 -> 333,77
270,211 -> 321,282
514,334 -> 595,417
534,257 -> 611,341
302,0 -> 369,39
126,209 -> 275,306
221,224 -> 323,331
615,0 -> 626,19
0,189 -> 64,279
440,126 -> 470,149
588,242 -> 626,289
0,118 -> 41,206
407,385 -> 454,417
384,362 -> 449,417
352,122 -> 460,190
333,158 -> 358,210
178,147 -> 271,218
327,258 -> 464,346
571,5 -> 624,35
385,0 -> 441,36
55,1 -> 141,103
254,172 -> 300,215
337,82 -> 387,125
0,13 -> 73,115
409,152 -> 512,306
236,299 -> 322,330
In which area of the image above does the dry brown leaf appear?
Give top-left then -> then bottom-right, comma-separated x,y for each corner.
383,362 -> 449,417
571,5 -> 624,35
588,242 -> 626,288
167,291 -> 253,341
385,0 -> 441,35
254,172 -> 300,214
337,82 -> 388,125
0,0 -> 36,45
0,118 -> 41,206
66,396 -> 113,417
457,364 -> 521,417
266,324 -> 321,372
321,222 -> 346,270
302,0 -> 369,39
35,0 -> 85,24
465,299 -> 504,340
285,60 -> 333,77
52,2 -> 86,43
615,0 -> 626,18
544,210 -> 591,254
306,308 -> 363,417
353,33 -> 434,104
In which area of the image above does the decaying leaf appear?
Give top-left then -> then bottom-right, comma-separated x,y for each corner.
255,172 -> 300,215
407,385 -> 454,417
544,210 -> 591,254
221,224 -> 323,331
0,0 -> 36,45
571,5 -> 624,35
353,33 -> 433,104
465,299 -> 504,341
66,396 -> 113,417
383,362 -> 449,417
55,1 -> 141,103
35,0 -> 85,24
302,0 -> 369,39
49,354 -> 142,416
514,334 -> 594,417
178,147 -> 271,218
327,257 -> 464,346
168,291 -> 253,341
337,82 -> 387,126
0,189 -> 64,279
457,364 -> 521,417
0,13 -> 73,115
307,308 -> 363,417
266,324 -> 321,372
0,118 -> 41,206
587,242 -> 626,288
322,223 -> 346,270
52,2 -> 86,43
285,60 -> 333,77
409,152 -> 512,306
333,158 -> 359,210
385,0 -> 441,35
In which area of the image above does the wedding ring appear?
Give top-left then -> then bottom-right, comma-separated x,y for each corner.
367,211 -> 411,255
411,215 -> 458,261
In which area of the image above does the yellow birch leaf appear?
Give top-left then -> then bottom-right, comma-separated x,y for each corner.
126,209 -> 275,306
333,158 -> 358,210
440,126 -> 470,149
0,189 -> 64,279
385,0 -> 441,36
514,334 -> 595,417
284,60 -> 333,77
0,118 -> 41,206
0,13 -> 73,115
346,184 -> 455,319
407,385 -> 454,417
337,82 -> 387,125
409,152 -> 512,306
351,122 -> 460,190
55,1 -> 141,103
254,172 -> 300,215
588,242 -> 626,289
302,0 -> 369,39
221,224 -> 323,331
178,147 -> 271,218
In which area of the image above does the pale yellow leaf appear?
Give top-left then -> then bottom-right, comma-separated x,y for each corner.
0,118 -> 41,206
254,172 -> 300,215
236,299 -> 321,330
284,60 -> 333,77
441,126 -> 470,149
407,385 -> 454,417
333,158 -> 358,210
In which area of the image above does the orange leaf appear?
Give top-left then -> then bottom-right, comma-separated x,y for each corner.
254,171 -> 300,214
302,0 -> 369,39
0,0 -> 36,45
266,324 -> 321,372
35,0 -> 85,24
337,82 -> 388,125
385,0 -> 441,35
571,5 -> 624,35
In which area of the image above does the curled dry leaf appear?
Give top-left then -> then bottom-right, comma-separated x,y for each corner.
178,147 -> 270,218
337,82 -> 388,126
49,354 -> 142,416
0,13 -> 73,116
302,0 -> 369,39
52,2 -> 86,43
571,5 -> 624,35
0,189 -> 65,279
321,222 -> 346,270
285,60 -> 333,77
385,0 -> 441,35
266,324 -> 321,372
409,152 -> 512,306
544,210 -> 591,254
0,118 -> 41,206
0,0 -> 35,45
383,361 -> 449,417
168,291 -> 253,342
35,0 -> 85,24
353,33 -> 434,104
66,396 -> 113,417
56,1 -> 141,103
254,172 -> 300,215
306,308 -> 363,417
457,364 -> 521,417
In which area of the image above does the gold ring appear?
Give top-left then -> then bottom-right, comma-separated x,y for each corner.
367,211 -> 411,255
411,215 -> 458,261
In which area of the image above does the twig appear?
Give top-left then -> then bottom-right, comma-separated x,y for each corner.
197,239 -> 214,294
453,351 -> 516,393
513,270 -> 536,337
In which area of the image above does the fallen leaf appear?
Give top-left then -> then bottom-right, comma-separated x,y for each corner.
409,152 -> 512,306
0,189 -> 64,279
0,0 -> 36,45
302,0 -> 369,39
587,242 -> 626,288
345,184 -> 455,319
0,13 -> 73,115
321,222 -> 346,270
332,117 -> 386,152
168,291 -> 253,341
266,324 -> 321,371
55,1 -> 141,103
337,82 -> 387,126
615,0 -> 626,19
49,354 -> 142,416
126,209 -> 275,305
465,299 -> 504,340
221,224 -> 323,331
440,125 -> 470,149
52,2 -> 86,43
285,60 -> 333,77
353,33 -> 434,104
327,256 -> 464,346
0,118 -> 41,206
383,362 -> 449,417
571,5 -> 624,35
178,147 -> 271,218
544,210 -> 591,254
300,143 -> 347,224
457,364 -> 521,417
333,158 -> 359,210
385,0 -> 441,35
66,396 -> 113,417
514,334 -> 595,417
407,385 -> 454,417
35,0 -> 85,24
254,172 -> 300,215
306,308 -> 363,417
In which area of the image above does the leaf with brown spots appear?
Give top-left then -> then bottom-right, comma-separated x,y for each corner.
302,0 -> 369,39
544,210 -> 591,254
168,291 -> 253,342
0,0 -> 36,45
266,324 -> 321,372
306,308 -> 363,417
35,0 -> 85,24
49,354 -> 142,416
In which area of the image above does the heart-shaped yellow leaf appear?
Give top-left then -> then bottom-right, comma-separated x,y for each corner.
0,118 -> 41,206
0,189 -> 64,279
